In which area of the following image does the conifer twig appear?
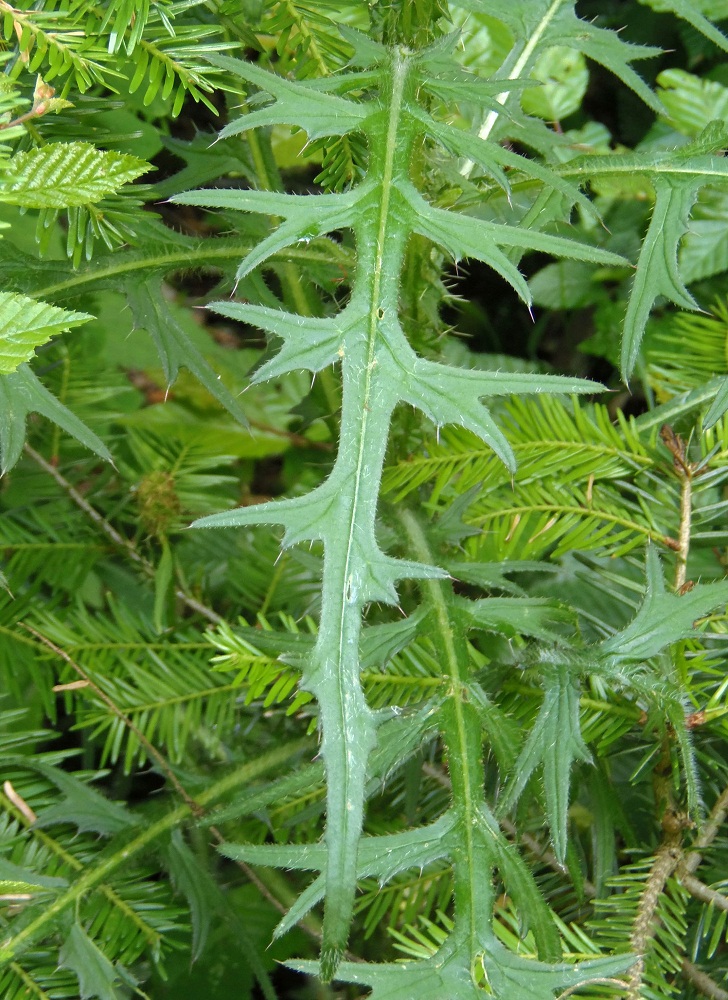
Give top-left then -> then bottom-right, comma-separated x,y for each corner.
682,960 -> 728,1000
23,443 -> 223,625
680,873 -> 728,911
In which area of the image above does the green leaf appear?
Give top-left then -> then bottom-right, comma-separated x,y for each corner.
521,46 -> 589,121
407,189 -> 627,306
497,665 -> 591,861
0,364 -> 112,475
0,143 -> 150,209
126,281 -> 248,424
458,596 -> 576,642
488,824 -> 562,961
164,830 -> 218,962
704,376 -> 728,427
207,53 -> 369,141
600,545 -> 728,661
59,924 -> 122,1000
641,0 -> 728,53
291,936 -> 633,1000
0,292 -> 91,374
657,69 -> 728,135
29,761 -> 139,835
621,176 -> 701,378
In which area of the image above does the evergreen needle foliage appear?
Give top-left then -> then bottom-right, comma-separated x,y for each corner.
0,2 -> 728,998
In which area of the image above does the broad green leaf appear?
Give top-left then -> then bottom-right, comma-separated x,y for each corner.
497,665 -> 591,861
521,46 -> 588,121
59,924 -> 122,1000
0,292 -> 91,374
0,364 -> 112,475
680,188 -> 728,284
0,142 -> 150,209
600,546 -> 728,661
657,69 -> 728,135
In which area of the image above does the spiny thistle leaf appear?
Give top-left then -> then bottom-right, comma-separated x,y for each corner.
600,545 -> 728,661
0,365 -> 111,474
496,664 -> 591,862
58,924 -> 122,1000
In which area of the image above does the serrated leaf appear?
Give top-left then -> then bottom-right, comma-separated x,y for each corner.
0,292 -> 91,374
210,300 -> 344,379
600,545 -> 728,661
0,142 -> 150,209
392,354 -> 600,472
480,0 -> 663,114
206,53 -> 368,140
657,69 -> 728,135
622,177 -> 701,378
291,936 -> 632,1000
59,924 -> 122,1000
164,830 -> 218,961
497,665 -> 591,861
31,762 -> 139,835
406,190 -> 626,305
641,0 -> 728,52
0,364 -> 112,475
458,596 -> 576,642
489,830 -> 562,962
126,280 -> 248,424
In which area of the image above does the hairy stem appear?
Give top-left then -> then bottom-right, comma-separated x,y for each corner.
399,510 -> 493,951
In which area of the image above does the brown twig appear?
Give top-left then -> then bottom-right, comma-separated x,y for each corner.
680,873 -> 728,911
682,960 -> 728,1000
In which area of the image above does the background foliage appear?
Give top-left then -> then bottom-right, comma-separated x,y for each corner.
1,1 -> 728,998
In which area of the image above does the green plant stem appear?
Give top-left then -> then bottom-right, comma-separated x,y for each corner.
675,471 -> 693,590
0,738 -> 311,968
399,509 -> 492,952
627,438 -> 696,1000
461,0 -> 565,175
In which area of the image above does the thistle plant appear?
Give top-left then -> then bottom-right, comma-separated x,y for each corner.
1,2 -> 728,999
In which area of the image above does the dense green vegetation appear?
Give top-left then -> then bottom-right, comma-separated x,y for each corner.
2,1 -> 728,997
